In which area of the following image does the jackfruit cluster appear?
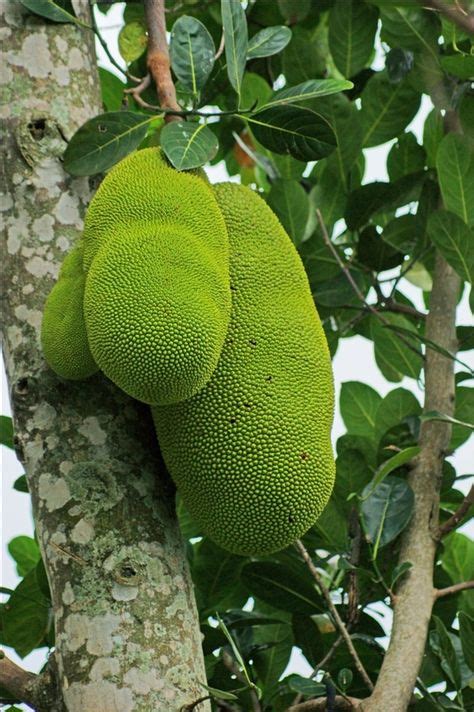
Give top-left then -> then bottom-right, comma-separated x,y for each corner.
41,148 -> 335,556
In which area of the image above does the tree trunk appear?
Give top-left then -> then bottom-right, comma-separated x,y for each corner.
0,2 -> 209,710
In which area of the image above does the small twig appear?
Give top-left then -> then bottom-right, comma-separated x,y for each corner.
180,696 -> 211,711
291,635 -> 345,707
215,31 -> 225,60
287,695 -> 363,711
295,540 -> 374,693
0,651 -> 39,709
420,0 -> 474,35
434,580 -> 474,599
316,209 -> 426,361
438,485 -> 474,538
222,651 -> 261,712
125,73 -> 152,107
90,6 -> 142,83
144,0 -> 181,122
379,299 -> 426,320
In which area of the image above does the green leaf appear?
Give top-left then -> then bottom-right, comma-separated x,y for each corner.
63,112 -> 152,176
282,26 -> 326,85
310,497 -> 349,551
241,562 -> 322,615
440,54 -> 474,80
222,0 -> 248,98
460,94 -> 474,141
170,16 -> 215,94
361,446 -> 420,500
98,67 -> 125,113
380,5 -> 439,52
8,536 -> 41,577
286,674 -> 326,697
430,616 -> 462,693
338,668 -> 353,691
247,26 -> 292,59
267,180 -> 310,246
345,173 -> 423,229
277,0 -> 311,22
382,214 -> 420,254
328,0 -> 378,78
436,133 -> 474,227
199,683 -> 239,702
19,0 -> 80,25
458,612 -> 474,671
452,386 -> 474,449
340,381 -> 382,438
263,79 -> 353,110
1,568 -> 51,657
423,108 -> 444,168
441,533 -> 474,585
0,415 -> 14,449
387,132 -> 426,181
335,449 -> 372,503
248,106 -> 336,162
308,169 -> 347,234
427,210 -> 474,283
358,226 -> 404,272
371,314 -> 423,382
192,539 -> 245,612
361,476 -> 414,556
421,410 -> 474,431
13,474 -> 28,493
160,121 -> 218,170
313,269 -> 369,308
391,561 -> 413,588
253,624 -> 293,690
458,325 -> 474,352
216,613 -> 258,693
360,72 -> 421,148
374,388 -> 421,441
118,21 -> 147,63
240,72 -> 272,112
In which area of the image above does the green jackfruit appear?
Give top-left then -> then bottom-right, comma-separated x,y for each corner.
152,183 -> 335,556
41,243 -> 98,380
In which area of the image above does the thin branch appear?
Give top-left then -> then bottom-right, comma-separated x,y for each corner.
378,299 -> 426,320
144,0 -> 181,121
438,485 -> 474,537
316,210 -> 426,361
420,0 -> 474,35
0,651 -> 40,710
294,540 -> 374,693
90,7 -> 142,83
180,696 -> 211,711
291,635 -> 345,707
222,651 -> 261,712
287,695 -> 363,711
215,31 -> 225,60
435,580 -> 474,599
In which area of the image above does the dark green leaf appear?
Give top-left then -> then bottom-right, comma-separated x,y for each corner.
19,0 -> 79,24
216,613 -> 258,693
340,382 -> 382,439
374,388 -> 421,441
391,561 -> 413,588
170,16 -> 216,93
192,539 -> 245,612
440,54 -> 474,80
263,79 -> 353,110
248,106 -> 336,162
458,612 -> 474,671
430,616 -> 462,692
380,5 -> 439,52
338,668 -> 353,691
360,72 -> 421,148
98,67 -> 125,113
329,0 -> 378,78
247,26 -> 292,59
345,173 -> 423,229
371,314 -> 423,382
451,386 -> 474,449
241,562 -> 322,615
160,121 -> 218,170
222,0 -> 248,98
176,495 -> 203,539
427,210 -> 474,283
382,214 -> 420,254
310,497 -> 349,551
63,112 -> 152,176
8,536 -> 41,577
277,0 -> 311,22
335,449 -> 372,502
436,133 -> 474,227
361,476 -> 414,555
313,269 -> 369,308
13,475 -> 28,493
282,27 -> 326,85
267,180 -> 309,246
387,132 -> 426,181
362,446 -> 420,500
200,683 -> 239,702
0,415 -> 14,449
423,108 -> 444,168
358,226 -> 404,271
253,624 -> 293,690
241,72 -> 272,112
291,614 -> 327,667
460,93 -> 474,141
1,568 -> 51,657
118,21 -> 147,63
286,674 -> 326,697
308,170 -> 346,234
457,326 -> 474,352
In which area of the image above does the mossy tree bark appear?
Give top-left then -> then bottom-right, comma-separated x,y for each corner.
0,2 -> 209,710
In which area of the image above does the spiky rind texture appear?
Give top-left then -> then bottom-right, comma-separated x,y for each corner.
41,244 -> 98,380
152,183 -> 335,556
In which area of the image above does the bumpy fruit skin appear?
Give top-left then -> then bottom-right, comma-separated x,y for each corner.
152,183 -> 335,556
41,243 -> 98,380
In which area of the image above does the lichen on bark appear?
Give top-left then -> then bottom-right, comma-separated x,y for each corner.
1,2 -> 209,710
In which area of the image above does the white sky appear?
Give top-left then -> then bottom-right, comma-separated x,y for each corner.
1,2 -> 472,695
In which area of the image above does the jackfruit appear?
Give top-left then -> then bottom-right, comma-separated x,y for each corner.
41,243 -> 98,380
152,183 -> 335,556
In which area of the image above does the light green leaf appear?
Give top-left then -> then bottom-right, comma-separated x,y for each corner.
0,415 -> 14,449
267,180 -> 310,246
160,121 -> 218,170
222,0 -> 248,98
340,381 -> 382,438
8,536 -> 41,577
328,0 -> 378,78
374,388 -> 421,441
118,21 -> 147,63
361,476 -> 414,557
263,79 -> 353,110
360,72 -> 421,148
371,314 -> 423,382
98,67 -> 125,113
361,446 -> 420,500
170,16 -> 215,94
428,210 -> 474,283
19,0 -> 83,25
441,532 -> 474,584
420,411 -> 474,431
247,26 -> 292,59
440,54 -> 474,80
199,683 -> 238,702
436,133 -> 474,226
63,112 -> 152,176
404,261 -> 433,291
286,674 -> 326,697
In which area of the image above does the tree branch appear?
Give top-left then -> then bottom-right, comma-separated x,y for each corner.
438,485 -> 474,537
420,0 -> 474,35
0,651 -> 52,711
287,696 -> 363,711
435,580 -> 474,599
144,0 -> 181,121
294,540 -> 374,693
291,635 -> 346,707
